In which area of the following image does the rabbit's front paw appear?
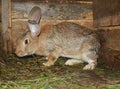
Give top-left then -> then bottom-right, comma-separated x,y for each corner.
43,62 -> 53,67
45,57 -> 48,60
83,63 -> 95,70
43,62 -> 51,67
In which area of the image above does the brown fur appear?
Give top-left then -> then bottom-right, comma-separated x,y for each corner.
15,22 -> 100,70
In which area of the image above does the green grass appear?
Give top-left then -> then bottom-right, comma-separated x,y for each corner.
0,54 -> 120,89
0,74 -> 92,89
1,77 -> 119,89
99,85 -> 120,89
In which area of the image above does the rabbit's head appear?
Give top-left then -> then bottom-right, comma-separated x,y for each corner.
15,6 -> 42,57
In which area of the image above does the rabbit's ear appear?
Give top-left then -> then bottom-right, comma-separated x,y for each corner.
28,6 -> 41,38
28,6 -> 41,24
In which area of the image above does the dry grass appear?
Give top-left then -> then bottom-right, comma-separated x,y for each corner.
0,54 -> 120,89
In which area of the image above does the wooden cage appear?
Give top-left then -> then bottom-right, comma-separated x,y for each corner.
0,0 -> 120,68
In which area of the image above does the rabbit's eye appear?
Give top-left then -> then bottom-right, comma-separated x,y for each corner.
24,39 -> 29,45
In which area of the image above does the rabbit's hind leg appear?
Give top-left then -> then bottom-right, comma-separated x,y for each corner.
65,59 -> 83,66
82,51 -> 98,70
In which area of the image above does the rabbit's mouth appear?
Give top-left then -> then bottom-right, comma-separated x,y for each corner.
15,50 -> 27,57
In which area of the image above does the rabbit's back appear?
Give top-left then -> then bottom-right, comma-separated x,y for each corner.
42,22 -> 99,55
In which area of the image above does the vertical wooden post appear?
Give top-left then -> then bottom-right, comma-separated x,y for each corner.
2,0 -> 12,54
7,0 -> 13,53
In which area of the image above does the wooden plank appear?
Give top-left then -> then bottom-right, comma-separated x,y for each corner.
0,1 -> 1,22
12,0 -> 92,4
93,0 -> 120,27
2,0 -> 9,54
1,0 -> 12,54
11,2 -> 93,20
7,0 -> 13,53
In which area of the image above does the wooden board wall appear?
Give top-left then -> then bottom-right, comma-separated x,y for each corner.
11,1 -> 93,44
12,1 -> 93,20
0,0 -> 1,22
93,0 -> 120,27
12,0 -> 92,4
1,0 -> 12,54
93,0 -> 120,69
0,0 -> 93,54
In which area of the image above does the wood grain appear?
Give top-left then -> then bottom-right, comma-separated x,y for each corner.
93,0 -> 120,27
1,0 -> 12,54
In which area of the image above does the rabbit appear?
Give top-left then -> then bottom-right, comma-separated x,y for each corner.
15,6 -> 100,70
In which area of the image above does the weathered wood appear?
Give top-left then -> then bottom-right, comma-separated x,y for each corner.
2,0 -> 9,54
2,0 -> 12,54
7,27 -> 13,53
0,1 -> 1,22
12,2 -> 93,20
97,29 -> 120,69
7,0 -> 13,53
12,0 -> 92,4
93,0 -> 120,27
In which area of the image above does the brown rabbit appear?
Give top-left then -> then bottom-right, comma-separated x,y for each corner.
15,6 -> 100,70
